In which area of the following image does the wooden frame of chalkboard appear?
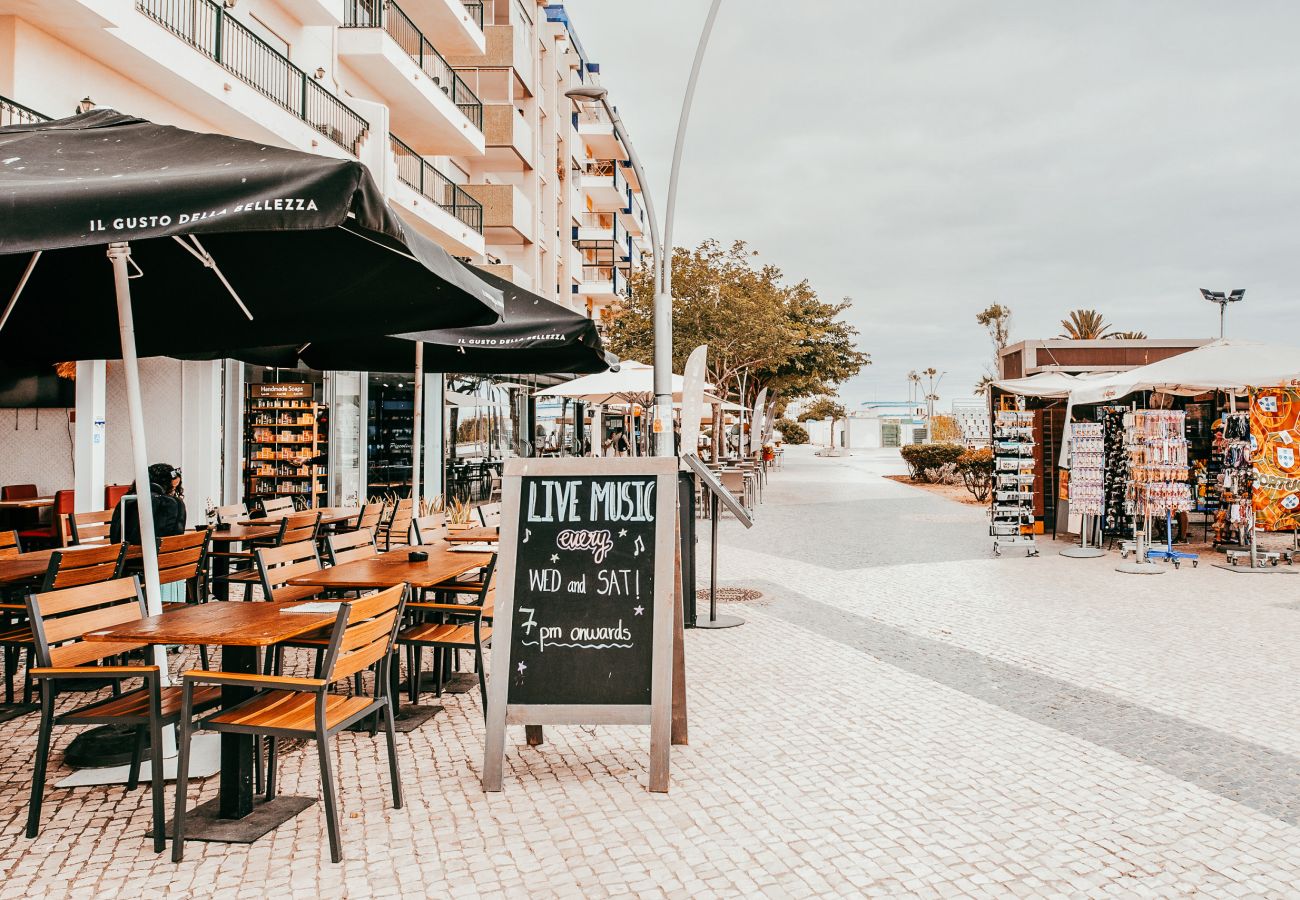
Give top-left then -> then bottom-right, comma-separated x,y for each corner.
482,456 -> 678,793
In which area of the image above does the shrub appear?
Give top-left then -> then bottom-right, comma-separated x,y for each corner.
899,442 -> 966,482
775,418 -> 808,444
956,447 -> 995,502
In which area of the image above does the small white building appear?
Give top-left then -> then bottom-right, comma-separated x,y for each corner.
802,401 -> 926,449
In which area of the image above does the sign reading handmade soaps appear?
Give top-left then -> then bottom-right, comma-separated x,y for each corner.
1251,386 -> 1300,532
483,457 -> 677,793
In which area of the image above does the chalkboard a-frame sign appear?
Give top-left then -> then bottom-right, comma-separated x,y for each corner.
483,456 -> 678,793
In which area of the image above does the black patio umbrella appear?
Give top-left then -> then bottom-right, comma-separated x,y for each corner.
0,108 -> 504,620
240,264 -> 615,375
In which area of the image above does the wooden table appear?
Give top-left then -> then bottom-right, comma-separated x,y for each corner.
0,496 -> 53,510
235,506 -> 359,528
288,544 -> 492,591
442,526 -> 500,544
84,601 -> 338,841
0,544 -> 140,596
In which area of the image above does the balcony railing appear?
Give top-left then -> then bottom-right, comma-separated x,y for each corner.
0,95 -> 51,128
137,0 -> 368,155
583,159 -> 628,195
575,211 -> 625,246
390,134 -> 483,234
463,1 -> 484,29
344,0 -> 484,130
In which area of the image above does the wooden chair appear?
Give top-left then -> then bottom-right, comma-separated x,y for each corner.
222,512 -> 317,599
0,529 -> 20,559
173,584 -> 408,864
156,531 -> 210,606
41,542 -> 127,591
260,497 -> 295,517
476,502 -> 502,528
410,513 -> 446,545
254,540 -> 326,605
382,498 -> 414,551
355,502 -> 385,534
69,509 -> 113,546
18,489 -> 73,550
104,484 -> 132,510
399,555 -> 496,714
214,503 -> 247,524
326,528 -> 376,567
24,576 -> 222,852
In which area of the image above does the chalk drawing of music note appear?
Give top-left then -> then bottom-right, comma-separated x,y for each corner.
633,535 -> 645,556
523,528 -> 531,543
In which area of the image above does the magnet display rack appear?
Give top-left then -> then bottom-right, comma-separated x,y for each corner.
991,406 -> 1038,557
245,384 -> 328,509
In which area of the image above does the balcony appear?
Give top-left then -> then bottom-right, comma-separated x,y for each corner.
573,265 -> 630,305
0,96 -> 51,128
446,23 -> 533,97
387,133 -> 484,256
136,0 -> 369,155
574,212 -> 629,260
340,0 -> 484,156
617,192 -> 646,237
579,160 -> 628,211
620,159 -> 641,192
397,0 -> 486,56
574,107 -> 627,161
483,104 -> 533,169
460,183 -> 533,244
475,263 -> 533,292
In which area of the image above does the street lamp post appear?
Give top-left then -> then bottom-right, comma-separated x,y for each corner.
1200,288 -> 1244,339
566,0 -> 723,456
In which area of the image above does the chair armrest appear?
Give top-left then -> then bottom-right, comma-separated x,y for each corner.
180,669 -> 326,692
410,602 -> 485,614
31,665 -> 158,679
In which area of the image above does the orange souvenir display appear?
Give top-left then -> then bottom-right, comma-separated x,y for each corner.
1250,387 -> 1300,532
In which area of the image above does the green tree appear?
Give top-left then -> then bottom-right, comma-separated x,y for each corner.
974,303 -> 1012,393
1059,309 -> 1112,339
749,280 -> 870,405
798,396 -> 847,448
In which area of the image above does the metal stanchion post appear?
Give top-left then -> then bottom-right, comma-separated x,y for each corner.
696,492 -> 743,628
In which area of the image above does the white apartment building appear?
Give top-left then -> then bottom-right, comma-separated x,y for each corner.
0,0 -> 649,518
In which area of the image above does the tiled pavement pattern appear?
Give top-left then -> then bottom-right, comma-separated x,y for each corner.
0,447 -> 1297,896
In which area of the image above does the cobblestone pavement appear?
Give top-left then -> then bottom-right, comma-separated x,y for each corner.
1,445 -> 1299,896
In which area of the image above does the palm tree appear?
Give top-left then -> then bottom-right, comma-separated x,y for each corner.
1109,330 -> 1148,339
1059,309 -> 1112,339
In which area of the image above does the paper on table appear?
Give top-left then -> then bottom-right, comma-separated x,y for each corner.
282,602 -> 343,614
449,544 -> 495,553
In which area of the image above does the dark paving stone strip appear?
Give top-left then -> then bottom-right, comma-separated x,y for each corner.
754,584 -> 1300,826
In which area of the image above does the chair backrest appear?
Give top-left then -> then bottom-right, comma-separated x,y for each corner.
255,539 -> 322,599
42,543 -> 127,591
69,509 -> 114,546
104,484 -> 132,510
1,483 -> 37,501
53,490 -> 76,544
385,498 -> 414,545
356,502 -> 385,531
26,576 -> 148,670
319,584 -> 407,687
326,528 -> 377,566
280,511 -> 321,546
0,529 -> 20,558
157,530 -> 209,586
411,513 -> 446,545
215,503 -> 247,524
476,502 -> 502,527
261,496 -> 295,516
719,471 -> 747,504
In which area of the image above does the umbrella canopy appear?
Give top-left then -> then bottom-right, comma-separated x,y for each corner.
0,109 -> 503,363
993,370 -> 1123,399
238,265 -> 614,374
1068,339 -> 1300,405
534,360 -> 702,405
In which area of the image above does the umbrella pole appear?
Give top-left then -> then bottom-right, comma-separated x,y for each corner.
108,242 -> 170,683
412,343 -> 423,511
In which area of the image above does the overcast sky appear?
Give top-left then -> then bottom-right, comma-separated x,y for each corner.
561,0 -> 1300,409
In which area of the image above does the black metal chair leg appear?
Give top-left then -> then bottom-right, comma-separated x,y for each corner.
317,732 -> 342,863
171,692 -> 193,862
126,726 -> 145,791
198,645 -> 209,670
265,737 -> 278,800
147,713 -> 166,853
407,645 -> 419,704
382,692 -> 403,809
25,687 -> 53,839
